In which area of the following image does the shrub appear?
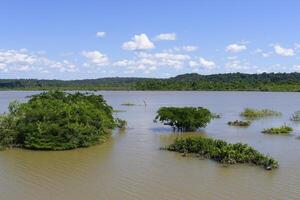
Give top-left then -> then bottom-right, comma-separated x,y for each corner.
163,137 -> 278,170
227,120 -> 251,127
240,108 -> 282,118
262,125 -> 293,135
0,91 -> 124,150
154,107 -> 212,131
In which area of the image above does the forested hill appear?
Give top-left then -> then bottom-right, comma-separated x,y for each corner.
1,72 -> 300,91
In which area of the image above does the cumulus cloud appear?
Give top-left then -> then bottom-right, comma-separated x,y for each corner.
188,57 -> 216,70
273,45 -> 295,56
82,51 -> 109,66
122,34 -> 155,50
96,32 -> 106,38
182,45 -> 198,52
226,44 -> 247,53
0,49 -> 77,73
292,65 -> 300,72
155,33 -> 176,41
225,57 -> 249,70
114,52 -> 190,73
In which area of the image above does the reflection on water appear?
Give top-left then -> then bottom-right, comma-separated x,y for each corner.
1,91 -> 300,200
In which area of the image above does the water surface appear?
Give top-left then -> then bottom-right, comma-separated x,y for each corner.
0,91 -> 300,200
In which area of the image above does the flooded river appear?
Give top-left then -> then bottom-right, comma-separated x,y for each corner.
0,91 -> 300,200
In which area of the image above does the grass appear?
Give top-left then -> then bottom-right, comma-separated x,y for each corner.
163,136 -> 278,170
227,120 -> 251,127
240,108 -> 282,118
262,125 -> 293,135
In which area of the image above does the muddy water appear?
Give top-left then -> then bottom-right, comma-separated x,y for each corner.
0,91 -> 300,200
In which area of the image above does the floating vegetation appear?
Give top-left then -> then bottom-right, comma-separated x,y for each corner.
113,109 -> 127,113
262,125 -> 293,135
121,102 -> 136,106
163,137 -> 278,170
154,107 -> 211,131
211,113 -> 221,119
291,111 -> 300,121
227,120 -> 251,127
240,108 -> 282,119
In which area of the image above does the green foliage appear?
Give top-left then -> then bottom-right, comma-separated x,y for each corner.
291,111 -> 300,121
0,91 -> 124,150
211,113 -> 221,119
164,137 -> 279,170
240,108 -> 282,118
228,120 -> 251,127
262,125 -> 293,135
154,107 -> 212,131
1,72 -> 300,91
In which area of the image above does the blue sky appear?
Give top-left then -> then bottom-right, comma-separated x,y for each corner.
1,0 -> 300,79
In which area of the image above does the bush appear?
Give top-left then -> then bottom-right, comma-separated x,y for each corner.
240,108 -> 282,118
227,120 -> 251,127
262,125 -> 293,135
154,107 -> 212,131
0,91 -> 124,150
163,137 -> 278,170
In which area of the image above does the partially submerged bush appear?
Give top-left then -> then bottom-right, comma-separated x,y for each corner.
240,108 -> 282,118
121,102 -> 136,106
0,91 -> 124,150
154,107 -> 212,131
227,120 -> 251,127
211,113 -> 221,119
164,137 -> 278,170
291,111 -> 300,121
262,125 -> 293,135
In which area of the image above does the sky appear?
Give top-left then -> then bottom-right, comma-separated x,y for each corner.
1,0 -> 300,80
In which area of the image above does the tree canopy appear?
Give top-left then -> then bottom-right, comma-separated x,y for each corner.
0,91 -> 124,150
154,107 -> 212,131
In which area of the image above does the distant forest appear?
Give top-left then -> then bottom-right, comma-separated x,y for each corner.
1,72 -> 300,92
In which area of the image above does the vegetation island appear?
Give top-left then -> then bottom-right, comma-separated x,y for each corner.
240,108 -> 282,118
163,137 -> 279,170
262,125 -> 293,135
0,91 -> 125,150
228,120 -> 251,127
1,72 -> 300,92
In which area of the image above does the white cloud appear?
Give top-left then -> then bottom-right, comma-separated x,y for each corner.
225,57 -> 249,70
113,52 -> 190,73
82,51 -> 109,66
273,45 -> 295,56
0,49 -> 77,73
122,34 -> 155,50
96,32 -> 106,38
199,57 -> 216,69
226,44 -> 247,53
182,45 -> 198,52
155,33 -> 176,41
188,57 -> 216,70
292,65 -> 300,72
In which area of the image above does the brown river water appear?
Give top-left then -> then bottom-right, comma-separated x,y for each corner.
0,91 -> 300,200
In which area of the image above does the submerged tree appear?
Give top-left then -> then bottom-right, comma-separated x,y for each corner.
154,107 -> 212,131
0,91 -> 125,150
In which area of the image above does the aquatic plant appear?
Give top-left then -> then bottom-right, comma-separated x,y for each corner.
163,137 -> 279,170
291,111 -> 300,121
240,108 -> 282,118
154,107 -> 212,131
0,91 -> 125,150
262,125 -> 293,135
121,102 -> 136,106
227,120 -> 251,127
211,113 -> 221,119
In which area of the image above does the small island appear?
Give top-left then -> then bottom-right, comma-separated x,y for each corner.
0,91 -> 125,150
154,107 -> 212,131
227,120 -> 251,127
262,125 -> 293,135
163,137 -> 278,170
240,108 -> 282,118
